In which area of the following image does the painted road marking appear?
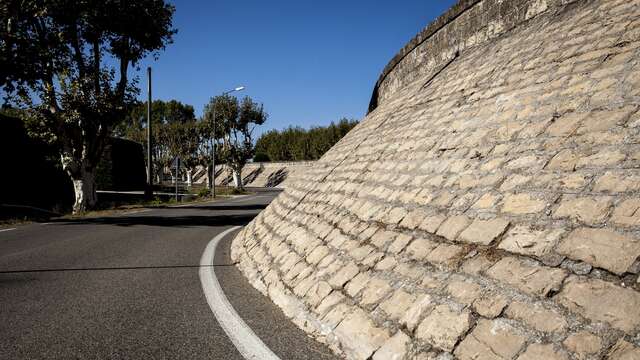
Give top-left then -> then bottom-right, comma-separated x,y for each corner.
199,226 -> 280,360
0,228 -> 16,233
124,209 -> 151,215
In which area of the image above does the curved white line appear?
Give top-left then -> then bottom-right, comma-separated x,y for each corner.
199,226 -> 280,360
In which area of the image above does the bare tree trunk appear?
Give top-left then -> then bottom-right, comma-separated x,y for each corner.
186,169 -> 192,187
207,164 -> 213,189
232,167 -> 243,189
70,166 -> 97,214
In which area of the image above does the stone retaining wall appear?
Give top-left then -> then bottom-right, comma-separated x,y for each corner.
370,0 -> 581,112
211,161 -> 314,188
232,0 -> 640,359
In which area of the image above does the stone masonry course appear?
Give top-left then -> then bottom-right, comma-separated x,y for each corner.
232,0 -> 640,358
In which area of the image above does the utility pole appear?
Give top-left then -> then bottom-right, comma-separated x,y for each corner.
145,67 -> 153,198
212,103 -> 216,199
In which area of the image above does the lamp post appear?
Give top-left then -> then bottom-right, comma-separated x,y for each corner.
212,86 -> 245,198
145,67 -> 153,199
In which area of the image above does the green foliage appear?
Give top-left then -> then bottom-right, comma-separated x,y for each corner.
202,94 -> 267,186
254,118 -> 358,161
117,99 -> 203,182
197,187 -> 211,198
253,152 -> 271,162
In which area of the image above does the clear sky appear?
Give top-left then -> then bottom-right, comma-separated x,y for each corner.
134,0 -> 457,132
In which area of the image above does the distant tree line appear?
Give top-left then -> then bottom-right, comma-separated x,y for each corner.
254,118 -> 358,162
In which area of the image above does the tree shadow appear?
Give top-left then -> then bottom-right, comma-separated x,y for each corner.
265,168 -> 288,187
47,213 -> 258,228
242,166 -> 263,185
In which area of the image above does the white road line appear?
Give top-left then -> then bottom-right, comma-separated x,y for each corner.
124,209 -> 151,215
199,226 -> 280,360
0,228 -> 16,232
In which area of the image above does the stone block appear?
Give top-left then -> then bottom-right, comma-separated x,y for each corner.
379,289 -> 416,321
306,245 -> 330,265
425,243 -> 466,268
399,209 -> 428,230
518,343 -> 567,360
502,193 -> 547,214
546,149 -> 578,170
436,215 -> 471,241
372,331 -> 410,360
415,304 -> 472,352
472,193 -> 500,209
594,171 -> 640,193
552,196 -> 612,224
349,245 -> 374,261
305,281 -> 333,307
473,293 -> 508,318
546,112 -> 582,137
417,214 -> 446,234
400,294 -> 434,332
556,227 -> 640,275
606,339 -> 640,360
345,272 -> 370,298
454,319 -> 526,360
334,309 -> 390,360
360,277 -> 392,309
383,207 -> 408,225
315,291 -> 345,317
498,225 -> 564,258
328,262 -> 360,289
556,276 -> 640,333
612,198 -> 640,227
405,237 -> 438,261
576,149 -> 626,169
562,331 -> 602,359
504,301 -> 567,333
458,218 -> 510,245
446,279 -> 483,306
486,256 -> 567,296
371,229 -> 397,249
388,234 -> 414,254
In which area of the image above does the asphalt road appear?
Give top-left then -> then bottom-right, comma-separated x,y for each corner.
0,190 -> 337,360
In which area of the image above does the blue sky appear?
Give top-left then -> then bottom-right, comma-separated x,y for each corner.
135,0 -> 457,132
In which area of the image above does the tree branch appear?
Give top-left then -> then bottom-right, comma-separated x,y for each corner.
69,21 -> 85,79
115,38 -> 129,102
32,17 -> 60,114
92,38 -> 100,94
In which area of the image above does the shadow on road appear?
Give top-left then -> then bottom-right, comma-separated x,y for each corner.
160,204 -> 268,211
43,202 -> 269,228
0,263 -> 236,275
52,214 -> 256,227
48,213 -> 258,228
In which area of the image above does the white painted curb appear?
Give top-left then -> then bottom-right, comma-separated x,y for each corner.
199,226 -> 281,360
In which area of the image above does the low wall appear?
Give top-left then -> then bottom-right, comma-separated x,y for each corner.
212,161 -> 314,188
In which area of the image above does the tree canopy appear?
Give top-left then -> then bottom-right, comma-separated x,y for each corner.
202,94 -> 267,188
0,0 -> 176,212
254,118 -> 358,162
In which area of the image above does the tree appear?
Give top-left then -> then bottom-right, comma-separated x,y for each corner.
254,118 -> 358,161
116,99 -> 197,184
203,95 -> 267,189
0,0 -> 175,213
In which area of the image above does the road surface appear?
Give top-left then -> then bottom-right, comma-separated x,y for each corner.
0,190 -> 337,359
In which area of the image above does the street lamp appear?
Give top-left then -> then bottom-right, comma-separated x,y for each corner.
212,85 -> 245,198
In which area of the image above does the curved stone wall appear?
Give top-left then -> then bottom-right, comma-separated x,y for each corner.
232,0 -> 640,359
